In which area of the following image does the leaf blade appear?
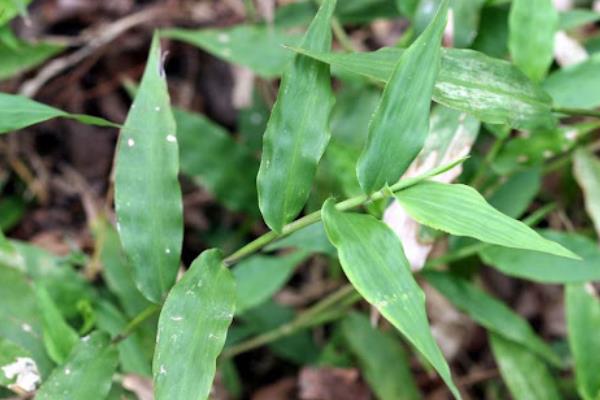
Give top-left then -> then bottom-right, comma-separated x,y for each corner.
490,333 -> 562,400
342,312 -> 422,400
153,249 -> 235,400
423,271 -> 561,366
36,332 -> 119,400
356,0 -> 447,193
256,0 -> 336,232
114,33 -> 183,302
321,199 -> 460,399
565,284 -> 600,400
394,181 -> 577,258
288,46 -> 556,130
480,231 -> 600,283
508,0 -> 558,82
573,149 -> 600,238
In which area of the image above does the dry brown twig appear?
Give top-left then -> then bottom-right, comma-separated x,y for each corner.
19,6 -> 167,97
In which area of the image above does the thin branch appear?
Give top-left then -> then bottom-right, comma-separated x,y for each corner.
19,6 -> 165,97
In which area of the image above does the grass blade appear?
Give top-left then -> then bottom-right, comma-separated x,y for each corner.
153,249 -> 235,400
321,199 -> 461,399
256,0 -> 336,232
395,181 -> 577,258
357,0 -> 447,193
114,33 -> 183,302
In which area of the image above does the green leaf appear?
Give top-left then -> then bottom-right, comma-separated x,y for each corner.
488,167 -> 541,219
0,264 -> 52,376
493,122 -> 600,175
36,332 -> 119,400
342,312 -> 421,400
472,5 -> 509,58
449,0 -> 485,48
256,0 -> 336,232
543,53 -> 600,110
423,271 -> 561,366
233,251 -> 307,314
9,241 -> 94,319
559,9 -> 600,31
0,39 -> 62,80
35,285 -> 79,365
175,108 -> 258,215
92,218 -> 151,318
574,149 -> 600,237
289,46 -> 556,130
394,181 -> 577,258
356,0 -> 447,193
413,0 -> 484,48
480,231 -> 600,283
0,0 -> 31,25
153,249 -> 235,400
508,0 -> 558,82
321,199 -> 460,399
0,92 -> 118,134
565,284 -> 600,400
490,333 -> 562,400
395,0 -> 419,17
94,300 -> 152,376
114,33 -> 183,302
161,25 -> 301,78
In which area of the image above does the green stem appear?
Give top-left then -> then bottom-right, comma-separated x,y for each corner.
222,285 -> 359,359
112,304 -> 161,344
553,107 -> 600,119
220,201 -> 557,359
470,136 -> 506,189
223,157 -> 467,266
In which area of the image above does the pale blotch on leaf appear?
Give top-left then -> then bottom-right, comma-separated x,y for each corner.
1,357 -> 41,393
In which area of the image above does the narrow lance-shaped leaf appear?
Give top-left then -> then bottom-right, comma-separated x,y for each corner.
342,312 -> 422,400
161,25 -> 302,78
0,92 -> 118,134
288,46 -> 556,130
508,0 -> 558,82
0,265 -> 53,376
480,230 -> 600,283
153,249 -> 235,400
394,181 -> 577,258
489,333 -> 562,400
566,284 -> 600,400
423,271 -> 561,366
36,332 -> 119,400
91,217 -> 151,318
114,33 -> 183,303
321,199 -> 461,399
573,149 -> 600,238
357,0 -> 447,194
35,284 -> 79,365
256,0 -> 336,232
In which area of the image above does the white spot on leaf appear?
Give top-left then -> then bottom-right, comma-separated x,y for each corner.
155,106 -> 161,112
127,138 -> 135,147
170,315 -> 183,322
21,323 -> 32,333
166,134 -> 177,143
217,33 -> 230,43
